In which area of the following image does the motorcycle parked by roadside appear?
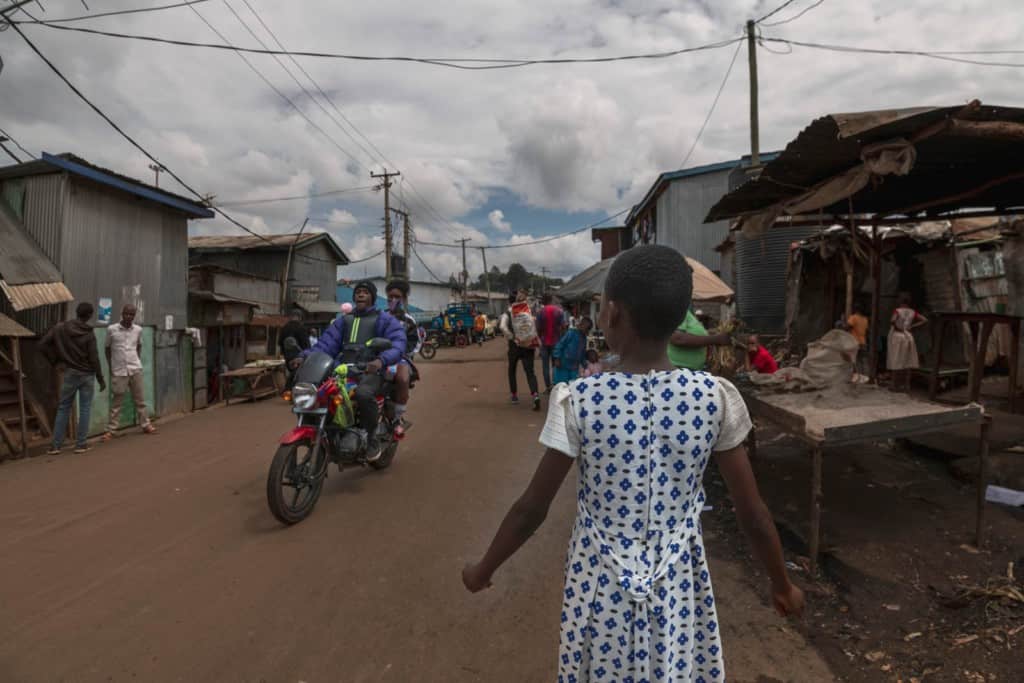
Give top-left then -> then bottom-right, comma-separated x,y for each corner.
267,340 -> 406,525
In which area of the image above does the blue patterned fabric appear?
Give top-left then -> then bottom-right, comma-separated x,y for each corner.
557,370 -> 726,683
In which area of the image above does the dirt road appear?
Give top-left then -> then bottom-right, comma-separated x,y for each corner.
0,344 -> 833,682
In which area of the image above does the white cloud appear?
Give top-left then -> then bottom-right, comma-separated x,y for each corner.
488,209 -> 512,232
6,0 -> 1023,283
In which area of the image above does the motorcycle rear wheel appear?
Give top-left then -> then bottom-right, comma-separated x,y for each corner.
369,438 -> 398,470
419,343 -> 436,360
267,441 -> 326,525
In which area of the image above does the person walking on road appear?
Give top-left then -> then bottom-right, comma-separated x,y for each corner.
551,316 -> 591,385
463,246 -> 804,683
103,304 -> 155,439
499,290 -> 541,410
40,302 -> 107,454
535,292 -> 565,393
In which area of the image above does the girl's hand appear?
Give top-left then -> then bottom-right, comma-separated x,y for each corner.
772,582 -> 805,618
462,562 -> 493,593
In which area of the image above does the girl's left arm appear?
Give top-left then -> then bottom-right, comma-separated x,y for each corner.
463,449 -> 574,592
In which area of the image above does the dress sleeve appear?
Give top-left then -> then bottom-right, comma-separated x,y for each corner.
539,383 -> 581,458
713,377 -> 753,452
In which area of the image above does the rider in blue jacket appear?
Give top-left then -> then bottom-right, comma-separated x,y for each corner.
301,280 -> 406,459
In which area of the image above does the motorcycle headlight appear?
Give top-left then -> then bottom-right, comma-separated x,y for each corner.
291,382 -> 318,410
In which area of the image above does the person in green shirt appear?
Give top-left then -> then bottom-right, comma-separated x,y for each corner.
667,309 -> 731,370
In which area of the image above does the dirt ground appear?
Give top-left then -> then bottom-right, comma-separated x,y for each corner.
0,341 -> 1018,682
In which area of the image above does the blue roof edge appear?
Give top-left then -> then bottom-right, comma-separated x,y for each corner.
42,152 -> 215,219
626,152 -> 781,226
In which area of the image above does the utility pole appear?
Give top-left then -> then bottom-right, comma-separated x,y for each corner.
540,266 -> 549,294
480,247 -> 491,315
281,217 -> 309,311
370,168 -> 400,279
746,19 -> 760,167
388,207 -> 411,280
456,237 -> 472,301
148,163 -> 165,187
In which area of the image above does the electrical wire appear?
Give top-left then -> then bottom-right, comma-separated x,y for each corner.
761,0 -> 825,27
678,39 -> 742,170
759,37 -> 1024,67
15,21 -> 745,70
0,125 -> 33,158
10,22 -> 280,247
342,248 -> 384,265
755,0 -> 799,24
16,0 -> 209,24
215,185 -> 377,207
186,3 -> 368,170
410,243 -> 447,284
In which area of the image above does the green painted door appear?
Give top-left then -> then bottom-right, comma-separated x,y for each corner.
86,326 -> 156,436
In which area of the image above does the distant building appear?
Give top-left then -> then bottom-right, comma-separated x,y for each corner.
189,232 -> 348,325
590,226 -> 631,260
0,152 -> 214,432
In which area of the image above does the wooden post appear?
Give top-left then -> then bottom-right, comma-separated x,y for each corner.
12,338 -> 28,457
809,445 -> 823,576
929,315 -> 947,400
975,415 -> 992,547
842,252 -> 854,320
969,321 -> 994,404
869,225 -> 882,382
1007,319 -> 1020,414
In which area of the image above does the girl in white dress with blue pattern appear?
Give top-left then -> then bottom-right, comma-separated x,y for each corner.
464,246 -> 804,682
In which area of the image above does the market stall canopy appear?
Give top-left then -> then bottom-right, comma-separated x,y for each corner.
705,101 -> 1024,236
559,255 -> 733,303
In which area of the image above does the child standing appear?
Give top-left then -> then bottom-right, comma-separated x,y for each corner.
552,316 -> 592,385
887,292 -> 927,392
581,348 -> 604,378
463,246 -> 803,682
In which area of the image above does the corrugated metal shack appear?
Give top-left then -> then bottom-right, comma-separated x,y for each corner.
786,219 -> 1013,371
0,152 -> 214,433
189,233 -> 348,326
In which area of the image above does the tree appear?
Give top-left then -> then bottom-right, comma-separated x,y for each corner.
506,263 -> 530,292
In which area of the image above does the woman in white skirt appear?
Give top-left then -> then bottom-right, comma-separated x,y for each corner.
887,292 -> 928,392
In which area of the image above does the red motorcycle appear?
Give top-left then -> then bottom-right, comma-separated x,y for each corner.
267,341 -> 405,525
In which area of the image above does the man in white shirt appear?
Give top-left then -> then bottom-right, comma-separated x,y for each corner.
103,304 -> 155,439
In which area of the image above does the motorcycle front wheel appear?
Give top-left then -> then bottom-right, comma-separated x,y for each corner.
267,440 -> 326,525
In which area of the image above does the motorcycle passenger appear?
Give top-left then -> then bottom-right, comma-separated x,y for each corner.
296,281 -> 406,460
385,280 -> 420,427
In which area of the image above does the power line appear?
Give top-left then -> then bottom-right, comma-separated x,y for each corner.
410,243 -> 447,284
216,184 -> 376,207
759,37 -> 1024,67
678,39 -> 743,170
755,0 -> 800,24
236,0 -> 383,167
16,0 -> 209,24
761,0 -> 826,27
9,22 -> 278,247
16,21 -> 745,70
221,0 -> 380,168
342,248 -> 384,265
0,125 -> 33,158
185,3 -> 368,170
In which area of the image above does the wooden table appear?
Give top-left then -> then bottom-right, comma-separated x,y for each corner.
928,312 -> 1022,413
219,364 -> 285,405
742,386 -> 988,575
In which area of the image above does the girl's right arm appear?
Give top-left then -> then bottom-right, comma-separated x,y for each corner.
717,445 -> 805,617
463,448 -> 574,592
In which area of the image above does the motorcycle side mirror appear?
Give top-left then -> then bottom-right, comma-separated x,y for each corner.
367,337 -> 393,352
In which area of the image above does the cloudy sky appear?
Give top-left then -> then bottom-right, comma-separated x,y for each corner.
2,0 -> 1022,283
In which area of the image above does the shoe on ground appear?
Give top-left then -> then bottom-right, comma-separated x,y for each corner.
143,424 -> 157,434
73,445 -> 92,454
46,448 -> 61,455
510,395 -> 520,405
101,432 -> 114,442
533,396 -> 541,411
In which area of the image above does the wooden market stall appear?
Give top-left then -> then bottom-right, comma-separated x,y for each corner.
0,313 -> 47,458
